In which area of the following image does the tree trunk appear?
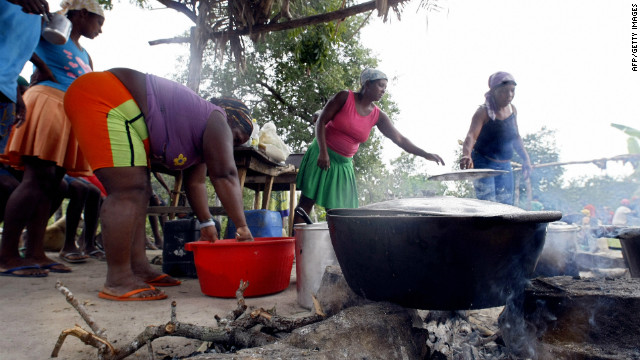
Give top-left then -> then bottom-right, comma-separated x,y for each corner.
186,0 -> 209,92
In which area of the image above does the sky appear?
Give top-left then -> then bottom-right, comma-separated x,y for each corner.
23,0 -> 640,182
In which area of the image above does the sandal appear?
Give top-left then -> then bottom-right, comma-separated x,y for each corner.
87,249 -> 106,261
59,252 -> 89,264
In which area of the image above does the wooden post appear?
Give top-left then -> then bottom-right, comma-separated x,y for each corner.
169,171 -> 183,220
261,176 -> 274,209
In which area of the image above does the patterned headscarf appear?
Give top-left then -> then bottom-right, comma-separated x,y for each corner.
60,0 -> 104,17
360,68 -> 387,87
210,97 -> 253,136
484,71 -> 517,121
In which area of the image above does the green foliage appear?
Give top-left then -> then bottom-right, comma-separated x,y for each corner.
611,123 -> 640,155
514,126 -> 564,205
555,175 -> 638,215
448,145 -> 475,198
171,1 -> 410,207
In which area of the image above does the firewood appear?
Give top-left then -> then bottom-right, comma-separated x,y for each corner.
52,280 -> 326,359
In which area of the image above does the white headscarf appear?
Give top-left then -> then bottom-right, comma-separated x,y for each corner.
59,0 -> 104,17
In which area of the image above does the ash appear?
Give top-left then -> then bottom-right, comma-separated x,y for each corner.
422,307 -> 514,360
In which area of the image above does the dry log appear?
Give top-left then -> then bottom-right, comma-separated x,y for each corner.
52,280 -> 326,359
54,281 -> 106,336
51,325 -> 114,358
215,280 -> 249,326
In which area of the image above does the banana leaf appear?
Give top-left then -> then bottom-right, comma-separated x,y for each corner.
611,123 -> 640,138
628,137 -> 640,154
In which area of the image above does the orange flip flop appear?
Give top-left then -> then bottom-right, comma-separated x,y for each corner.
98,286 -> 168,301
145,274 -> 182,287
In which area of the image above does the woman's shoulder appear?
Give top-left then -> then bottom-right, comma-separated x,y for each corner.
333,90 -> 351,101
327,90 -> 350,108
473,105 -> 490,120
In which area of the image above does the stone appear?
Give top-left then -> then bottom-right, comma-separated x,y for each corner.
315,265 -> 372,316
502,276 -> 640,359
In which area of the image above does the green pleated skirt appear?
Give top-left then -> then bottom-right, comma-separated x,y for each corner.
296,139 -> 358,209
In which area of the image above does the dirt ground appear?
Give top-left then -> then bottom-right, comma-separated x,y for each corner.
0,249 -> 306,360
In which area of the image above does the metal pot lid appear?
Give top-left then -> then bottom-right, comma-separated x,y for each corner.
329,196 -> 562,223
428,169 -> 508,181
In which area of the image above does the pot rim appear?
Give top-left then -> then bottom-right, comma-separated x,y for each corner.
327,208 -> 563,223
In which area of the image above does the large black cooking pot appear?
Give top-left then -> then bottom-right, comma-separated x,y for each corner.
326,197 -> 562,310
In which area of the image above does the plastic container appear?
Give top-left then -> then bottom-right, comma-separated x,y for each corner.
294,222 -> 339,309
185,237 -> 295,297
162,218 -> 220,278
225,209 -> 282,239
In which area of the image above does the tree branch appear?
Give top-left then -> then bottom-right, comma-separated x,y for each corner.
148,0 -> 409,46
209,0 -> 407,39
148,36 -> 191,46
52,280 -> 326,359
257,81 -> 311,122
155,0 -> 197,23
512,154 -> 640,171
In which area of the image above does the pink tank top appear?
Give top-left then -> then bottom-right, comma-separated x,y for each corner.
325,90 -> 380,157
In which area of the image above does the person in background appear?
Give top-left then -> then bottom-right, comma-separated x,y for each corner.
599,206 -> 614,225
293,68 -> 444,225
58,175 -> 103,262
0,0 -> 104,277
0,77 -> 31,227
612,199 -> 635,226
530,196 -> 544,211
1,0 -> 48,142
64,68 -> 254,301
459,71 -> 532,205
0,0 -> 49,277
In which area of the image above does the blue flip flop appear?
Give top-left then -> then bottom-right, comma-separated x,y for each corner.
0,265 -> 48,277
40,262 -> 72,273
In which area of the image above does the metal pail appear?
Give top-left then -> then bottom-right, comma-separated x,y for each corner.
294,222 -> 338,309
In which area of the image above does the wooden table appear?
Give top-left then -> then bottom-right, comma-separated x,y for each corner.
149,147 -> 299,234
234,147 -> 299,235
234,146 -> 296,209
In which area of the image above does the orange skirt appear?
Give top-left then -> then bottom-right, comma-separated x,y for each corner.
0,85 -> 91,177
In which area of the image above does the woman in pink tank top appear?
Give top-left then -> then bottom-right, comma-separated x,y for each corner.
294,68 -> 445,225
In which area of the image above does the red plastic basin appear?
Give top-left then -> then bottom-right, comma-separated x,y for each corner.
184,237 -> 295,298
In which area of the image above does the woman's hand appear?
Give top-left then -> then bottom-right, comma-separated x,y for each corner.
14,91 -> 27,128
522,163 -> 532,179
199,225 -> 219,243
317,151 -> 330,170
30,67 -> 57,85
10,0 -> 49,14
459,156 -> 474,170
423,153 -> 445,166
235,225 -> 254,242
